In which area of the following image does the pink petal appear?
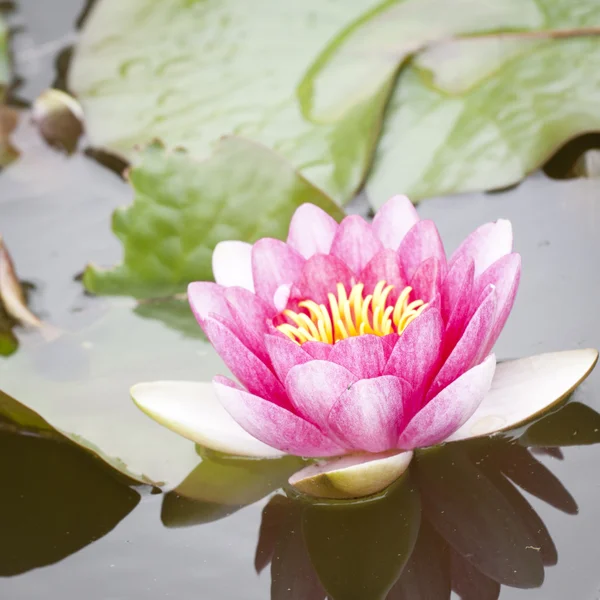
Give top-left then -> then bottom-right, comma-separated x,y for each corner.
328,334 -> 386,379
441,255 -> 475,323
291,254 -> 354,305
265,334 -> 312,382
427,287 -> 497,401
398,220 -> 447,282
302,341 -> 332,360
330,215 -> 384,274
273,283 -> 292,312
398,354 -> 496,449
372,194 -> 419,250
252,238 -> 305,307
476,253 -> 521,356
381,334 -> 399,362
449,220 -> 513,277
410,257 -> 442,304
224,287 -> 274,364
212,241 -> 254,291
359,249 -> 407,302
286,203 -> 339,258
214,376 -> 345,457
285,360 -> 357,430
442,258 -> 475,354
384,308 -> 444,412
328,376 -> 409,452
188,281 -> 233,324
203,318 -> 290,409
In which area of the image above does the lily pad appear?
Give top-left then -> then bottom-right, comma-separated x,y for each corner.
0,302 -> 223,487
68,0 -> 387,203
83,137 -> 344,298
367,0 -> 600,204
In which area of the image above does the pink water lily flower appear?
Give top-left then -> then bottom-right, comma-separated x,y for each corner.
132,196 -> 598,499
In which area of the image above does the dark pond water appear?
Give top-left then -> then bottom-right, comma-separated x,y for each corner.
2,2 -> 600,599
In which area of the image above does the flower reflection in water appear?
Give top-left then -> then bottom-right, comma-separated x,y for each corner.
161,401 -> 600,600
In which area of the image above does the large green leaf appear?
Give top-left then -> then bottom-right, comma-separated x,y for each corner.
83,137 -> 344,298
367,0 -> 600,205
68,0 -> 386,203
70,0 -> 596,206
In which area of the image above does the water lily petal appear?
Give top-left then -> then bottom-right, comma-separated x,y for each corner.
330,215 -> 384,274
409,256 -> 442,304
285,360 -> 357,430
441,255 -> 474,323
328,376 -> 409,452
385,308 -> 444,411
447,349 -> 599,442
302,341 -> 332,360
328,334 -> 386,379
292,254 -> 354,305
188,281 -> 233,324
372,194 -> 419,250
476,253 -> 521,357
265,334 -> 312,382
289,450 -> 413,499
131,380 -> 283,458
442,257 -> 475,352
214,376 -> 345,457
252,238 -> 305,307
212,240 -> 254,291
287,203 -> 338,258
203,318 -> 290,409
398,220 -> 446,282
428,287 -> 497,401
359,249 -> 406,301
224,286 -> 274,363
398,354 -> 496,449
449,220 -> 513,277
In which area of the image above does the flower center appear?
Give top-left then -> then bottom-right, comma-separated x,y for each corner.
276,281 -> 428,345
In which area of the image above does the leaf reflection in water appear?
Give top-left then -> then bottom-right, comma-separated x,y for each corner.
237,400 -> 600,600
0,429 -> 140,576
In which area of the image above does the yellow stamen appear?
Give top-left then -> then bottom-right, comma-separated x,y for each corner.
276,281 -> 429,345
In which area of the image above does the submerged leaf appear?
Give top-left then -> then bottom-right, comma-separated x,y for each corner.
83,137 -> 343,298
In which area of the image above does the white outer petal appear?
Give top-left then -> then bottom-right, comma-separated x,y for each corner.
131,380 -> 283,458
212,241 -> 255,291
289,450 -> 413,499
447,349 -> 598,442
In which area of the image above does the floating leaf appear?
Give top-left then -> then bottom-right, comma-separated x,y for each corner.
84,137 -> 344,298
69,0 -> 388,203
367,1 -> 600,204
0,302 -> 221,487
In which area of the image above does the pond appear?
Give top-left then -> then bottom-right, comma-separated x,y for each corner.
1,1 -> 600,599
